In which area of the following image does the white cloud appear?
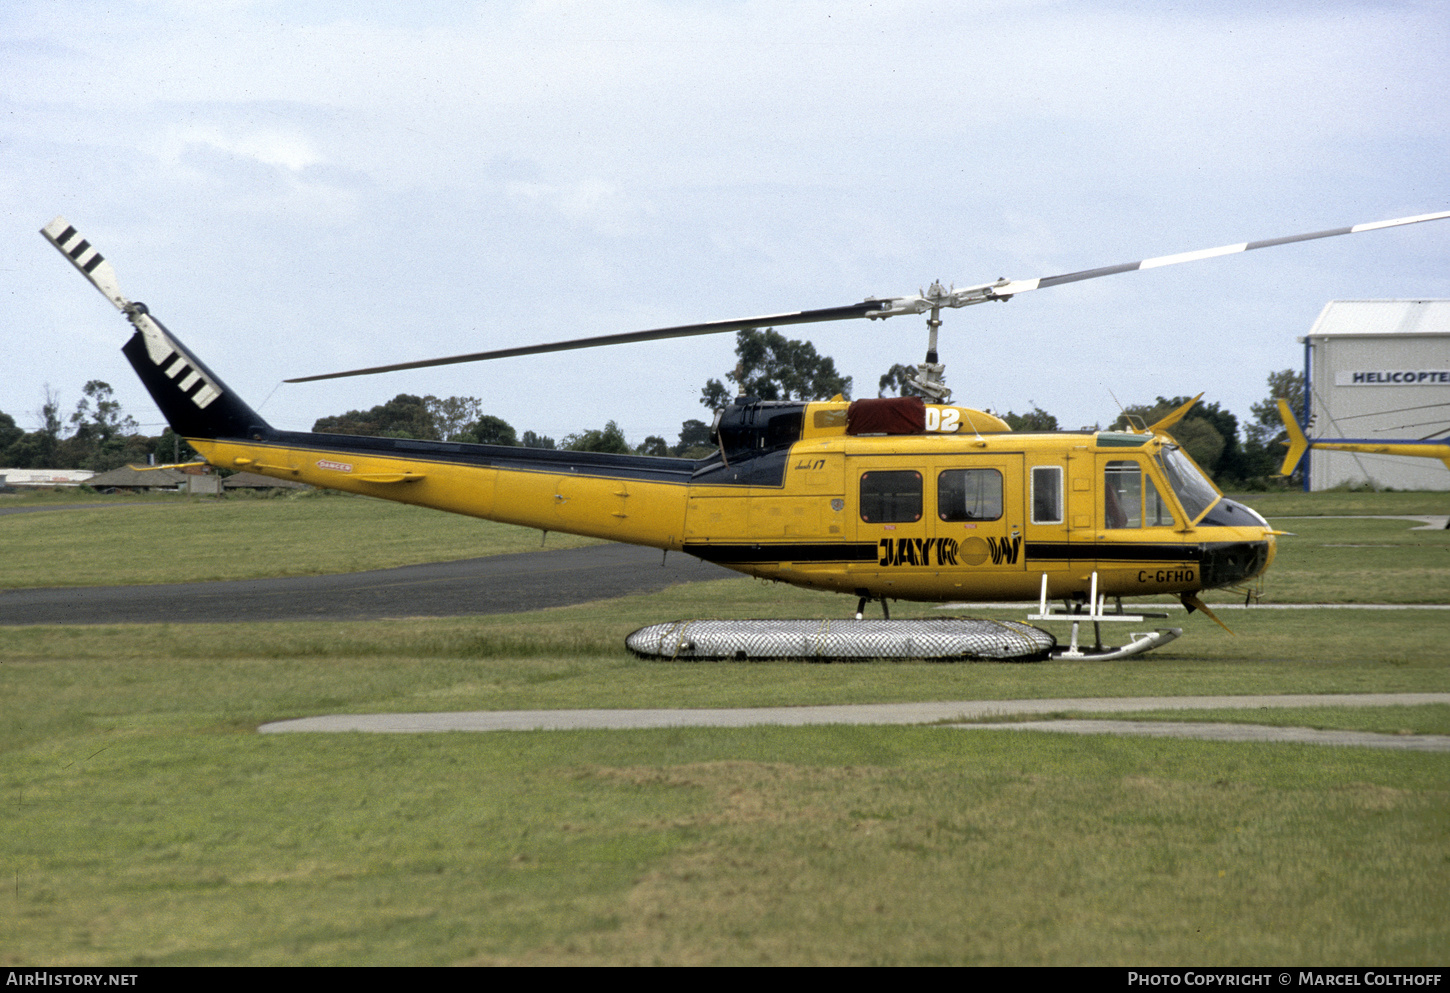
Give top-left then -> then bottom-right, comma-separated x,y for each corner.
3,0 -> 1447,441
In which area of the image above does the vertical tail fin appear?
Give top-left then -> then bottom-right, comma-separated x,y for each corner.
42,217 -> 272,442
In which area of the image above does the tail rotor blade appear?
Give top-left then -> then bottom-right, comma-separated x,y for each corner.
41,216 -> 131,311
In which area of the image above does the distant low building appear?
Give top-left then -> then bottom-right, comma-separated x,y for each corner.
0,468 -> 96,488
84,466 -> 189,492
1300,300 -> 1450,491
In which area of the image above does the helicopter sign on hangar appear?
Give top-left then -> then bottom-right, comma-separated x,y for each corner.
1282,299 -> 1450,491
41,209 -> 1450,660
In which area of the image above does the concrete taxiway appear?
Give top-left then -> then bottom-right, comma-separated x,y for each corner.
258,692 -> 1450,750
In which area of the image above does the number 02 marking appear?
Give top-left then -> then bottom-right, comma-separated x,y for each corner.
924,407 -> 960,433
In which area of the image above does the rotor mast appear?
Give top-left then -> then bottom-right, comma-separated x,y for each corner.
871,278 -> 1017,404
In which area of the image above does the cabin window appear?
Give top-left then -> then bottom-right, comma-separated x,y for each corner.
938,469 -> 1003,522
860,470 -> 922,523
1104,460 -> 1175,528
1030,466 -> 1063,524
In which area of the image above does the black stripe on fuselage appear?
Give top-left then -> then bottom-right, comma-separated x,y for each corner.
686,541 -> 1203,566
684,543 -> 879,564
1026,542 -> 1202,562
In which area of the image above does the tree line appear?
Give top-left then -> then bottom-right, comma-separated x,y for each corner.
5,331 -> 1305,486
309,392 -> 718,458
0,381 -> 196,471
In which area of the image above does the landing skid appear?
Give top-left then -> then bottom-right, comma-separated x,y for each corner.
1027,573 -> 1182,660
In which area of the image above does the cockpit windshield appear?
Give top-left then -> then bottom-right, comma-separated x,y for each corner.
1154,444 -> 1220,523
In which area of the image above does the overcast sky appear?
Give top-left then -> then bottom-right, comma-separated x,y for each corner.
5,0 -> 1447,445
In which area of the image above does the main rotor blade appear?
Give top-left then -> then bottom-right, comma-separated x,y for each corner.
989,209 -> 1450,297
285,302 -> 883,383
289,207 -> 1450,382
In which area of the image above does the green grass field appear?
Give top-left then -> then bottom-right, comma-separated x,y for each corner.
1,489 -> 1447,965
0,490 -> 599,588
4,487 -> 1447,602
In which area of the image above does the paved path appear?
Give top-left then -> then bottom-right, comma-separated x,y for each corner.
964,719 -> 1450,751
1271,514 -> 1449,530
0,544 -> 736,625
259,692 -> 1450,750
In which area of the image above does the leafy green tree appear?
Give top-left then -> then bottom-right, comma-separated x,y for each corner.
69,381 -> 136,441
1242,369 -> 1307,483
40,386 -> 63,446
1114,396 -> 1234,480
700,329 -> 851,412
520,430 -> 556,450
313,394 -> 436,439
5,387 -> 66,467
427,396 -> 483,442
313,393 -> 513,444
877,363 -> 927,398
4,385 -> 155,472
152,428 -> 199,465
56,381 -> 142,470
700,379 -> 732,413
0,411 -> 22,458
636,435 -> 670,457
3,433 -> 52,469
1247,369 -> 1306,442
461,415 -> 518,446
1002,406 -> 1059,431
674,418 -> 714,457
562,421 -> 632,454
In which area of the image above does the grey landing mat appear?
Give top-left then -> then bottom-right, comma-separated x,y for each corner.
0,543 -> 735,625
260,692 -> 1450,749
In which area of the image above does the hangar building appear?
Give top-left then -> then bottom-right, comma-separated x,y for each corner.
1300,300 -> 1450,491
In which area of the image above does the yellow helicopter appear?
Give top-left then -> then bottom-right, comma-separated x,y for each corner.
41,209 -> 1450,659
1278,398 -> 1450,476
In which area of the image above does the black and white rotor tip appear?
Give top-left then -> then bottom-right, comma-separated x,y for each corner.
42,216 -> 133,311
980,208 -> 1450,300
41,215 -> 229,415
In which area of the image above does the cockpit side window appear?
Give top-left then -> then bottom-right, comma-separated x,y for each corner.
1154,445 -> 1220,523
1104,460 -> 1176,529
860,470 -> 922,523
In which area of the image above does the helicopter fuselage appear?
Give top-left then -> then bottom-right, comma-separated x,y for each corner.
189,396 -> 1275,605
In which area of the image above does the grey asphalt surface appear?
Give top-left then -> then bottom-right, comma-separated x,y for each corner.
0,543 -> 736,625
0,501 -> 155,516
259,692 -> 1450,750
